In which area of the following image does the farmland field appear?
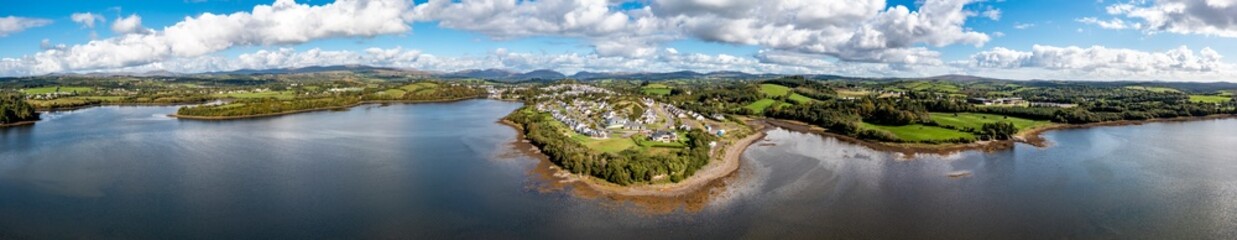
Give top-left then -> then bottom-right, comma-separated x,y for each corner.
861,122 -> 975,142
21,86 -> 94,94
641,83 -> 672,95
1189,95 -> 1231,104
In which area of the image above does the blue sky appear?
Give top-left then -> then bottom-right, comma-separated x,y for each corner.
2,0 -> 1237,81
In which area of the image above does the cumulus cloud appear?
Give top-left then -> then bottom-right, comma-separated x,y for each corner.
966,45 -> 1232,80
1101,0 -> 1237,37
409,0 -> 990,64
4,0 -> 412,74
654,0 -> 988,64
111,14 -> 150,34
0,16 -> 53,37
71,12 -> 106,29
411,0 -> 669,58
1077,17 -> 1139,29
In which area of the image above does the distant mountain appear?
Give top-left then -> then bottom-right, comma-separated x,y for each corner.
443,69 -> 519,79
916,74 -> 1006,82
513,69 -> 566,80
205,65 -> 426,76
569,71 -> 707,80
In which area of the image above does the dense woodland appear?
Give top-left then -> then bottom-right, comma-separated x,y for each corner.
0,92 -> 39,124
507,108 -> 717,185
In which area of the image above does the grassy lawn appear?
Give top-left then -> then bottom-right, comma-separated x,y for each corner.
1189,95 -> 1232,104
21,86 -> 94,94
861,122 -> 975,142
571,133 -> 637,153
744,99 -> 779,113
929,112 -> 1052,131
212,91 -> 295,100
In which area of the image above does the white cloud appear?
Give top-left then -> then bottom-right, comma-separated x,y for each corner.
111,14 -> 150,34
651,0 -> 989,64
409,0 -> 990,64
411,0 -> 669,58
981,6 -> 1002,21
0,16 -> 53,37
4,0 -> 412,74
1102,0 -> 1237,37
966,45 -> 1234,80
71,12 -> 106,29
1013,23 -> 1035,29
1077,17 -> 1138,29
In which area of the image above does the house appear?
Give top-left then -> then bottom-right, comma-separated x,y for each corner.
679,124 -> 692,131
624,122 -> 644,130
650,131 -> 678,143
605,118 -> 628,129
1030,102 -> 1077,108
711,114 -> 726,121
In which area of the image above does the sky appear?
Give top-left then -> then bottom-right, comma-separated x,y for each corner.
3,0 -> 1237,81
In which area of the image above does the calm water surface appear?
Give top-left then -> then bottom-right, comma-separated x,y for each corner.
1,100 -> 1234,239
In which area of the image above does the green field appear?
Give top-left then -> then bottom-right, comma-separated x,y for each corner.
929,112 -> 1052,131
1189,95 -> 1232,104
21,86 -> 94,94
752,84 -> 791,95
212,91 -> 295,100
759,84 -> 815,104
861,123 -> 975,142
400,82 -> 439,95
1125,86 -> 1182,93
744,99 -> 779,113
641,84 -> 672,95
900,81 -> 960,93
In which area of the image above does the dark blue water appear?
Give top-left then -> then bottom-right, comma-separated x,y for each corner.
1,100 -> 1234,239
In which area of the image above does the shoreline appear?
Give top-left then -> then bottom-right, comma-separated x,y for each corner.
568,120 -> 768,197
37,101 -> 211,112
504,118 -> 770,199
168,96 -> 484,120
765,114 -> 1237,156
0,120 -> 38,128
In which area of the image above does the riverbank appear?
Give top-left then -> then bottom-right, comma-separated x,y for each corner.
0,120 -> 37,128
169,96 -> 483,120
37,102 -> 210,112
766,113 -> 1237,156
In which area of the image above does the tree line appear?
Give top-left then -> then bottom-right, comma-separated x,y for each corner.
1,92 -> 39,124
